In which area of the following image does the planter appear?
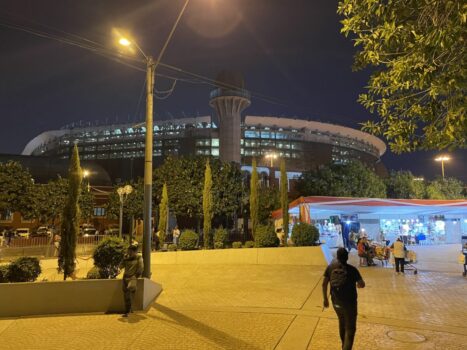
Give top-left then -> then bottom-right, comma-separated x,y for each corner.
0,278 -> 162,318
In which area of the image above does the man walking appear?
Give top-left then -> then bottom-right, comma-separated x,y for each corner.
120,245 -> 144,317
323,248 -> 365,350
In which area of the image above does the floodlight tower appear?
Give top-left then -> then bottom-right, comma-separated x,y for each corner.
209,71 -> 250,164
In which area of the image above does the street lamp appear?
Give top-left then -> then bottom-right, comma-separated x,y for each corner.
265,152 -> 278,187
83,169 -> 91,192
434,155 -> 450,180
117,0 -> 190,278
117,185 -> 133,238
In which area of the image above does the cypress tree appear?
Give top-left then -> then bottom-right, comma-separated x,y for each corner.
58,144 -> 82,280
202,160 -> 213,249
280,159 -> 289,246
250,158 -> 259,238
158,183 -> 168,244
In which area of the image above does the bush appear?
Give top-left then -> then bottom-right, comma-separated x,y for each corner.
93,237 -> 127,279
244,241 -> 255,248
7,257 -> 41,282
167,244 -> 177,251
255,225 -> 280,247
0,265 -> 9,283
178,230 -> 199,250
213,227 -> 228,249
214,242 -> 224,249
86,266 -> 102,279
232,241 -> 243,249
291,223 -> 319,246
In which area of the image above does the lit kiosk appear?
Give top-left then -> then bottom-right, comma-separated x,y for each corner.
209,71 -> 251,164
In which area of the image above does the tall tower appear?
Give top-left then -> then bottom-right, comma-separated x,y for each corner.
209,71 -> 250,164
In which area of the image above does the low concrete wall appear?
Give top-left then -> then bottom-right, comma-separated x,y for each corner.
152,245 -> 332,266
0,278 -> 162,318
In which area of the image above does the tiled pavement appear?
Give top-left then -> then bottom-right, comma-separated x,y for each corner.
1,245 -> 466,349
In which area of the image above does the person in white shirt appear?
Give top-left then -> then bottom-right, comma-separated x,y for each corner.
391,237 -> 406,274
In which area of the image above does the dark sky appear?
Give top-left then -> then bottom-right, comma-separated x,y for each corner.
0,0 -> 465,181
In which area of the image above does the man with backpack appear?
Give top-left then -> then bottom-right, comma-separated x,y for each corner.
322,247 -> 365,350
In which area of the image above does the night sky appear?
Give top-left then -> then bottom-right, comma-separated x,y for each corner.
0,0 -> 465,181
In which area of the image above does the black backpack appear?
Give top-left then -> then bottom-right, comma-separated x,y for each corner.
330,263 -> 348,299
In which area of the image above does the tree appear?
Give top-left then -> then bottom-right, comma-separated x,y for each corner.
426,177 -> 465,199
153,156 -> 242,226
0,161 -> 34,216
202,160 -> 213,249
29,177 -> 68,225
280,159 -> 289,245
258,186 -> 280,224
338,1 -> 466,153
296,161 -> 387,198
79,183 -> 95,222
386,171 -> 426,199
58,144 -> 82,280
158,183 -> 169,244
250,158 -> 259,237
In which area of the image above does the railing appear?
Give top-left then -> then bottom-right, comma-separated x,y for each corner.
209,88 -> 251,100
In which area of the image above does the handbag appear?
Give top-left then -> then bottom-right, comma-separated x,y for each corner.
127,277 -> 137,292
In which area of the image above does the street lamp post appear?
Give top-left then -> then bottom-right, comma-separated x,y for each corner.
117,185 -> 133,238
435,155 -> 450,180
118,0 -> 190,278
265,152 -> 278,187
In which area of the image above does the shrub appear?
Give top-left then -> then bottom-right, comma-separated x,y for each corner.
255,225 -> 280,247
8,257 -> 41,282
244,241 -> 255,248
86,266 -> 102,279
93,237 -> 127,279
291,223 -> 319,246
0,265 -> 9,283
167,244 -> 177,251
178,230 -> 199,250
232,241 -> 243,249
213,227 -> 228,249
214,242 -> 224,249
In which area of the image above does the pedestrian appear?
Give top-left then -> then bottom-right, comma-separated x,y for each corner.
172,226 -> 180,245
6,229 -> 13,247
53,233 -> 61,256
120,245 -> 144,317
323,247 -> 365,350
391,237 -> 406,274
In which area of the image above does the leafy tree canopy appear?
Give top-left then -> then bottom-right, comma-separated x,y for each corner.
0,161 -> 34,215
426,177 -> 465,199
106,179 -> 144,220
338,0 -> 466,152
386,170 -> 426,199
296,161 -> 387,198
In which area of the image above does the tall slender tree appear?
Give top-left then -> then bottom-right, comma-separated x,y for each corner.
58,144 -> 82,280
158,183 -> 169,245
250,158 -> 259,238
202,160 -> 213,248
280,159 -> 289,246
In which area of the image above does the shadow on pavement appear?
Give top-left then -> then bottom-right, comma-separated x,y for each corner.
149,303 -> 261,350
117,313 -> 147,324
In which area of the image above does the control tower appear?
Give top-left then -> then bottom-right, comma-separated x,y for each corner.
209,71 -> 251,164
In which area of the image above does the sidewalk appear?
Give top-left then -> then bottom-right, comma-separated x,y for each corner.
1,245 -> 466,349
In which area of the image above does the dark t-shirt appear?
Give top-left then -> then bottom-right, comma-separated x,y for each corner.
324,260 -> 363,306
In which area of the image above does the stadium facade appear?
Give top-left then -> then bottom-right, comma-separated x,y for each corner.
22,82 -> 387,183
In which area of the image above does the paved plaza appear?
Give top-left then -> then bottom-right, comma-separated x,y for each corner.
1,245 -> 466,349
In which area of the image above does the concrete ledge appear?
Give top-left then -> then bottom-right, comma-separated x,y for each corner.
152,245 -> 332,266
0,278 -> 162,318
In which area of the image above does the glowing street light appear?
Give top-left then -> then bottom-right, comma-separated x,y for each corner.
117,185 -> 134,238
434,155 -> 450,179
115,0 -> 191,278
265,152 -> 278,168
118,37 -> 131,47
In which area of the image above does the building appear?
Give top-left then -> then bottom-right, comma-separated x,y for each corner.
21,72 -> 386,183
